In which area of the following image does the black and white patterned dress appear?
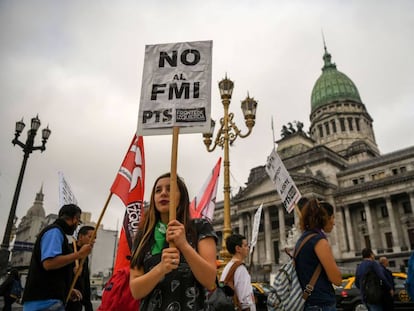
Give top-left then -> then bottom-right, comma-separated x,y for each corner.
140,218 -> 217,311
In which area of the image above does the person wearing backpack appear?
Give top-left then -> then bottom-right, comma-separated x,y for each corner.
220,234 -> 256,311
295,199 -> 342,311
129,173 -> 218,310
0,268 -> 22,311
355,248 -> 393,311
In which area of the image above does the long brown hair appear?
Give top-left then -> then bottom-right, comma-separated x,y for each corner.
130,173 -> 192,268
299,198 -> 334,231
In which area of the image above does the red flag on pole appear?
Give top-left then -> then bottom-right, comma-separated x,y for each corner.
111,135 -> 145,271
190,157 -> 221,220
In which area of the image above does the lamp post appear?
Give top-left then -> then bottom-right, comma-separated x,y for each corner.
0,115 -> 51,272
202,75 -> 257,262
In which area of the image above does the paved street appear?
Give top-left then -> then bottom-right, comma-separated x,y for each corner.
0,298 -> 102,310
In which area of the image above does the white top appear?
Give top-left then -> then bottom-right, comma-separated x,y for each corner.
220,260 -> 256,311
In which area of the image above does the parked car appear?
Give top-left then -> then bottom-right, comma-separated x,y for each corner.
336,272 -> 413,311
252,282 -> 275,310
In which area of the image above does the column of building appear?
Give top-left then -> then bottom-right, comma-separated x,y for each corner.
278,205 -> 286,248
410,193 -> 414,215
385,196 -> 401,252
238,213 -> 244,237
362,200 -> 377,250
247,211 -> 260,264
344,205 -> 355,253
263,206 -> 273,264
278,205 -> 288,264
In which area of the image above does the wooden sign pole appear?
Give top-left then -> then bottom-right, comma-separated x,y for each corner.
169,126 -> 180,247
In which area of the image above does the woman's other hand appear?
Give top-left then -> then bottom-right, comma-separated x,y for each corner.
161,247 -> 180,273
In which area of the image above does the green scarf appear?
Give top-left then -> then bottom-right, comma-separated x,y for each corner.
151,221 -> 167,255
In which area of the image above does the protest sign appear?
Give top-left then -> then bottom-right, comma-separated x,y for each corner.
250,203 -> 263,254
265,148 -> 301,213
137,40 -> 212,135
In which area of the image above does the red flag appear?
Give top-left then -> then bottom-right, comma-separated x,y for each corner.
111,135 -> 145,271
190,157 -> 221,220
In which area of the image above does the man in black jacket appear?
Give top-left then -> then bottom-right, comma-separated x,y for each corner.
22,204 -> 92,311
66,225 -> 95,311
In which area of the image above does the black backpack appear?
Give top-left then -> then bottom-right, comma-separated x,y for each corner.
362,268 -> 382,304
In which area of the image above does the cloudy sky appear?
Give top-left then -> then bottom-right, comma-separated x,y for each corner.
1,0 -> 413,240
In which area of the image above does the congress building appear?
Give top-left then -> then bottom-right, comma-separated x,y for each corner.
211,45 -> 414,281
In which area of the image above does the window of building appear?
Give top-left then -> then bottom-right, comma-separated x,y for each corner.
355,118 -> 360,131
385,232 -> 393,249
371,171 -> 385,180
392,167 -> 407,175
331,120 -> 337,133
318,124 -> 323,137
270,205 -> 279,230
352,177 -> 365,185
403,201 -> 412,214
324,122 -> 330,135
285,215 -> 294,228
340,118 -> 346,132
381,205 -> 388,217
348,117 -> 354,131
273,241 -> 280,264
409,229 -> 414,249
364,235 -> 371,249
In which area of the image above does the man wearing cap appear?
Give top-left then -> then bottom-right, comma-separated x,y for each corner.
22,204 -> 93,311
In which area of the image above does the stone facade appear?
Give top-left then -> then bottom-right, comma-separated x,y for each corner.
211,47 -> 414,281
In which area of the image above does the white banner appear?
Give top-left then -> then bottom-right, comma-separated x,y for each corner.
58,172 -> 78,208
137,40 -> 212,135
265,148 -> 301,213
250,203 -> 263,255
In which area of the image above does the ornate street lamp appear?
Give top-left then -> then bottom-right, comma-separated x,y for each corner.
202,75 -> 257,262
0,115 -> 51,272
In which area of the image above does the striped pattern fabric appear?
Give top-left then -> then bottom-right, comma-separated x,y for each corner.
267,260 -> 305,311
267,234 -> 318,311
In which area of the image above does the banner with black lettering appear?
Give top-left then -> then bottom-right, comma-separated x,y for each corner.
58,171 -> 79,208
111,135 -> 145,271
137,40 -> 212,135
265,148 -> 301,213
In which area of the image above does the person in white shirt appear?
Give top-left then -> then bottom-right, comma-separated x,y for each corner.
220,234 -> 256,311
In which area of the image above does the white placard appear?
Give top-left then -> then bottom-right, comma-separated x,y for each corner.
58,172 -> 78,208
137,40 -> 212,135
250,203 -> 263,254
265,148 -> 301,213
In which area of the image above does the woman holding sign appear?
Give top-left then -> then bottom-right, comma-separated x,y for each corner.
130,172 -> 218,310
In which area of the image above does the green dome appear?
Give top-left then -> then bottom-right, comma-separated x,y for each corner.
311,48 -> 362,112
